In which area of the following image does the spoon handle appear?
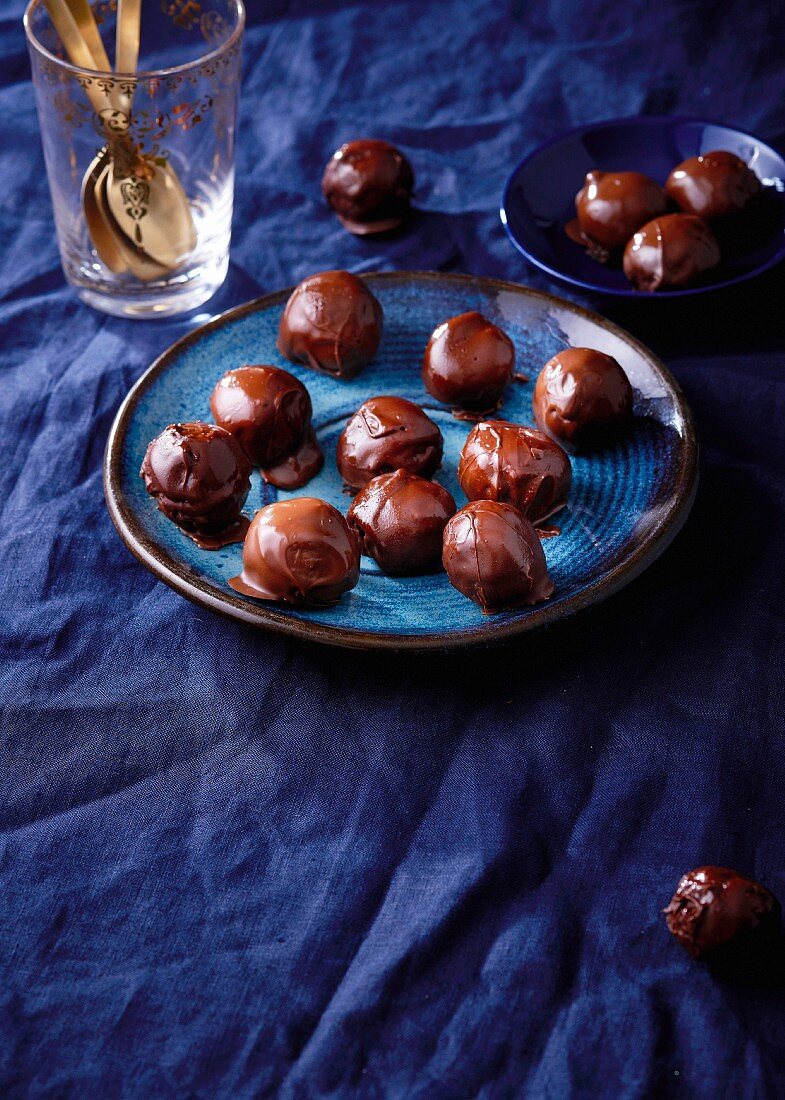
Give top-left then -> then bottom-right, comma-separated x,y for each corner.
63,0 -> 112,72
116,0 -> 142,74
42,0 -> 105,112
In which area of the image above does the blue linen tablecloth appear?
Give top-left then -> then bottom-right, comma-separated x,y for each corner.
2,0 -> 785,1095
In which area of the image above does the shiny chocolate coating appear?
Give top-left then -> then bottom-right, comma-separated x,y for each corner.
140,422 -> 251,545
533,347 -> 633,448
422,311 -> 515,412
337,396 -> 443,489
664,866 -> 780,960
442,500 -> 554,614
665,150 -> 762,221
458,421 -> 571,525
347,469 -> 456,576
210,366 -> 323,490
322,139 -> 414,234
277,270 -> 383,380
623,214 -> 721,291
228,497 -> 360,606
575,170 -> 668,251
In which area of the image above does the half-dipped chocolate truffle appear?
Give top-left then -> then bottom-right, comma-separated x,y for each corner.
229,498 -> 360,606
422,311 -> 515,414
347,469 -> 456,575
533,347 -> 634,448
322,139 -> 414,234
665,150 -> 762,221
623,213 -> 721,291
337,396 -> 443,489
664,866 -> 781,961
140,422 -> 252,549
210,365 -> 323,489
443,500 -> 554,613
277,270 -> 383,380
574,170 -> 668,253
458,421 -> 571,525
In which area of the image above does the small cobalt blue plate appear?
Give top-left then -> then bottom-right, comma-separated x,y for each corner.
501,115 -> 785,297
104,272 -> 697,650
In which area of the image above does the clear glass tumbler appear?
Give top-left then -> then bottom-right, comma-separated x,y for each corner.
25,0 -> 244,318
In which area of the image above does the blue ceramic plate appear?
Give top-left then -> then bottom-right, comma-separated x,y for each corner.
501,115 -> 785,297
104,272 -> 697,650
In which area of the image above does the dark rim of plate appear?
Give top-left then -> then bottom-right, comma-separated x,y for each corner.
103,270 -> 698,651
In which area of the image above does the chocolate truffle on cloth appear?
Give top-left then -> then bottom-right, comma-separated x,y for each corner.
229,498 -> 360,606
623,213 -> 721,291
277,270 -> 383,380
322,138 -> 414,234
665,150 -> 762,221
337,396 -> 443,489
664,866 -> 781,961
573,170 -> 668,254
210,365 -> 323,490
347,469 -> 456,576
140,422 -> 252,549
442,500 -> 554,614
458,421 -> 571,526
533,347 -> 634,448
422,311 -> 515,415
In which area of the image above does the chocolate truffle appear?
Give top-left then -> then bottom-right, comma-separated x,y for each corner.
210,365 -> 323,490
322,138 -> 414,234
442,500 -> 554,613
533,347 -> 634,448
458,421 -> 571,526
623,213 -> 721,291
337,396 -> 443,489
665,150 -> 762,221
422,311 -> 515,414
664,866 -> 780,961
347,469 -> 456,576
140,422 -> 252,549
228,497 -> 360,606
277,270 -> 383,380
574,170 -> 668,253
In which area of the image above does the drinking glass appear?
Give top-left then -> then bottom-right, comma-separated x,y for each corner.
24,0 -> 244,318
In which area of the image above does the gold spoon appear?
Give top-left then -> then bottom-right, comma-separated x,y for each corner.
95,161 -> 170,281
80,148 -> 128,273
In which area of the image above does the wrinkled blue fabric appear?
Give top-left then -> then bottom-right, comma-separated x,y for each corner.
2,0 -> 785,1096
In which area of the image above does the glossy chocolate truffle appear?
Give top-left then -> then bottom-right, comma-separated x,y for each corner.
533,347 -> 634,448
140,422 -> 252,549
228,497 -> 360,606
337,396 -> 443,489
665,150 -> 762,221
458,421 -> 571,525
422,311 -> 515,413
210,365 -> 323,489
623,214 -> 721,291
664,866 -> 780,961
347,469 -> 456,576
575,170 -> 668,252
322,138 -> 414,234
442,500 -> 554,613
277,270 -> 383,380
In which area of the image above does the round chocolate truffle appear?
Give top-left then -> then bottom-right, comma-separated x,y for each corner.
337,396 -> 443,490
210,365 -> 323,489
422,311 -> 515,414
443,500 -> 554,614
228,498 -> 360,606
458,421 -> 571,525
347,469 -> 456,576
665,150 -> 762,221
533,347 -> 634,448
623,213 -> 721,292
140,422 -> 252,549
664,866 -> 781,961
322,138 -> 414,234
277,270 -> 383,380
575,170 -> 669,252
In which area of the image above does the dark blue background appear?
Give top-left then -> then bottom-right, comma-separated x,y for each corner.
2,1 -> 785,1095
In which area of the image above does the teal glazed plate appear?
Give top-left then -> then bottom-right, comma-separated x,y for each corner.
104,272 -> 697,650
